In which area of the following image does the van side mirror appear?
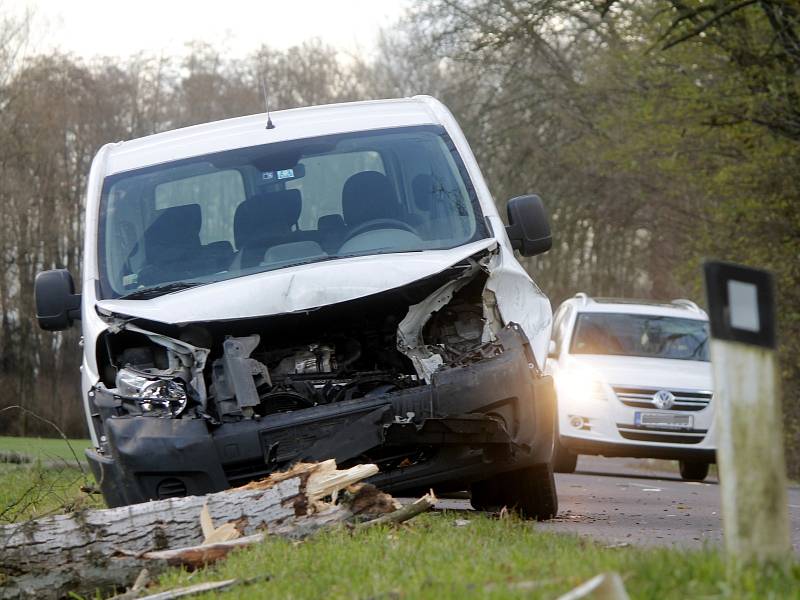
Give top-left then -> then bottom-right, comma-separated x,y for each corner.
35,269 -> 81,331
505,195 -> 552,257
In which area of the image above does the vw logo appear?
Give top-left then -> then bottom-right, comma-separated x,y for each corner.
652,390 -> 675,410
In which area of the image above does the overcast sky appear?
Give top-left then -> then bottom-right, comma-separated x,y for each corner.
18,0 -> 410,59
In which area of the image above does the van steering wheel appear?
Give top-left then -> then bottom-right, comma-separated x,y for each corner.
341,218 -> 417,244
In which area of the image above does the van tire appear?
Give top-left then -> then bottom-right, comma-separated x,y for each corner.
469,478 -> 502,512
679,460 -> 709,481
552,437 -> 578,473
470,463 -> 558,520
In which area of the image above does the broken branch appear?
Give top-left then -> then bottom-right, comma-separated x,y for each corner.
359,491 -> 437,528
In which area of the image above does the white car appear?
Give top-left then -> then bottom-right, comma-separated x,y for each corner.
547,293 -> 715,481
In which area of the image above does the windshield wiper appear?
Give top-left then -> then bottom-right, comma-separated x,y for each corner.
118,281 -> 204,300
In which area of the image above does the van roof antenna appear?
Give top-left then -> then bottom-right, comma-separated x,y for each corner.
261,74 -> 275,130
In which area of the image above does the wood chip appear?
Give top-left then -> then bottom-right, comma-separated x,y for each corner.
306,460 -> 380,507
199,502 -> 241,545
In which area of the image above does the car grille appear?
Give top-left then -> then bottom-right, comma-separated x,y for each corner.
616,425 -> 708,445
613,386 -> 712,411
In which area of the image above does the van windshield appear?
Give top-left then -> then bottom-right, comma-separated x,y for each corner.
98,126 -> 486,299
570,313 -> 710,361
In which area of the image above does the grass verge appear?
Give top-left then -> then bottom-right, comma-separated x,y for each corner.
150,512 -> 800,600
0,463 -> 100,523
0,435 -> 91,463
1,438 -> 795,598
0,436 -> 99,523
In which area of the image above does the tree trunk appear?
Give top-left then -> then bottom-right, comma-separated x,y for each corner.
0,461 -> 415,600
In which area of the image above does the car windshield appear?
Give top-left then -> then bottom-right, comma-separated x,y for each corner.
570,313 -> 710,361
98,125 -> 486,299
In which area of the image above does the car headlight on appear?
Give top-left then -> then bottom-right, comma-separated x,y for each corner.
116,368 -> 188,416
554,367 -> 609,403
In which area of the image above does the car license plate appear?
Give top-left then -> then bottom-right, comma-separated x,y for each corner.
634,412 -> 693,430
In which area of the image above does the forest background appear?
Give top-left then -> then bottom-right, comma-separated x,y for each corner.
1,1 -> 797,473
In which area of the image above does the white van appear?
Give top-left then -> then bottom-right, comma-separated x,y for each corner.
34,96 -> 559,517
548,294 -> 715,481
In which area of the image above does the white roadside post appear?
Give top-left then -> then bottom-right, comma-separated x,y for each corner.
704,261 -> 790,566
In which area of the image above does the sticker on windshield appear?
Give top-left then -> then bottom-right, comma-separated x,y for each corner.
262,169 -> 295,181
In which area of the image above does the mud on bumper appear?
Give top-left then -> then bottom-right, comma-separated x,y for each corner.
87,326 -> 555,507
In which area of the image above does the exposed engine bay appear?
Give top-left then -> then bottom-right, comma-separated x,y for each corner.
94,258 -> 496,423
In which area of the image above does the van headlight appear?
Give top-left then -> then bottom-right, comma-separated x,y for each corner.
115,368 -> 188,416
554,367 -> 609,403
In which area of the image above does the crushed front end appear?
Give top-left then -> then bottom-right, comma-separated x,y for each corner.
86,257 -> 555,507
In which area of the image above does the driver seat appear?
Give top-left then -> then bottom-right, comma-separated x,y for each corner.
341,171 -> 400,228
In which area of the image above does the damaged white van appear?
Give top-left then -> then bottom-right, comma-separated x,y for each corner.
34,96 -> 557,518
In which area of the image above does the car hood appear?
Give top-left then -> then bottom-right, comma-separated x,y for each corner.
567,354 -> 712,391
96,239 -> 498,325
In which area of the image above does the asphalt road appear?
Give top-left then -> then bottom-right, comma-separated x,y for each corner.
432,455 -> 800,550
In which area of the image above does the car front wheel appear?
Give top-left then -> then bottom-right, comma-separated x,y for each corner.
679,460 -> 710,481
552,436 -> 578,473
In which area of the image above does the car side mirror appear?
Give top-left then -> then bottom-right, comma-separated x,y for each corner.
505,195 -> 552,257
548,339 -> 558,358
35,269 -> 81,331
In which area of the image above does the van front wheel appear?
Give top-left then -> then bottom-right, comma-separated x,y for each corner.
470,463 -> 558,520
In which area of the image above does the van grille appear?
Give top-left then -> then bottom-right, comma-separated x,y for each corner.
613,386 -> 712,412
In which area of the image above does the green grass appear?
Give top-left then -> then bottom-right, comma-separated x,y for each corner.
0,436 -> 99,523
0,435 -> 91,464
1,438 -> 796,598
150,513 -> 800,600
0,463 -> 100,523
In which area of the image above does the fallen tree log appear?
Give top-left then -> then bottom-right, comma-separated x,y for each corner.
0,460 -> 424,600
137,491 -> 436,570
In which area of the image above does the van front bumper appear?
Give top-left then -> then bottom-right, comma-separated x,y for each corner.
87,326 -> 556,507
